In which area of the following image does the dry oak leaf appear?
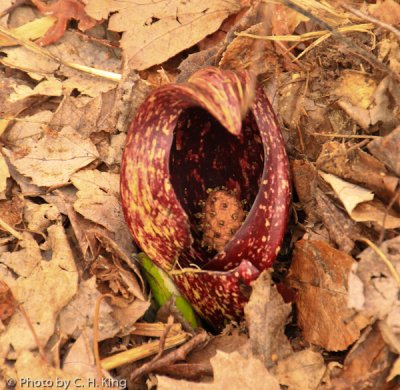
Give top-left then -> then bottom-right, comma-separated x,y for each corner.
32,0 -> 98,46
7,126 -> 99,187
71,169 -> 132,253
83,0 -> 241,70
15,351 -> 88,390
368,126 -> 400,177
276,349 -> 326,390
288,240 -> 365,351
0,280 -> 17,323
0,232 -> 42,278
0,153 -> 10,199
157,350 -> 280,390
349,237 -> 400,328
244,271 -> 292,367
324,324 -> 396,390
0,225 -> 78,355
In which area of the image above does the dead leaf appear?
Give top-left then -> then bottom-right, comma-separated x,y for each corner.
7,126 -> 99,187
369,0 -> 400,26
276,349 -> 326,390
288,240 -> 365,351
4,111 -> 53,148
24,201 -> 60,233
0,225 -> 78,355
84,0 -> 241,70
319,172 -> 374,215
157,350 -> 280,390
0,195 -> 24,229
32,0 -> 98,46
63,331 -> 96,378
316,141 -> 399,209
8,78 -> 62,102
0,280 -> 17,322
348,236 -> 400,342
319,172 -> 400,228
368,126 -> 400,176
0,154 -> 10,199
324,324 -> 396,390
244,271 -> 292,367
0,232 -> 41,277
71,169 -> 133,255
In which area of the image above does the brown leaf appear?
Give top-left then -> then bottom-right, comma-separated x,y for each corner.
368,126 -> 400,176
157,350 -> 280,390
325,324 -> 396,390
244,271 -> 292,367
0,195 -> 24,229
0,280 -> 17,322
32,0 -> 98,46
316,141 -> 399,209
0,154 -> 10,199
84,0 -> 241,70
288,240 -> 365,351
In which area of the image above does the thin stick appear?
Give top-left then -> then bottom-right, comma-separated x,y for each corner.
280,0 -> 400,81
0,25 -> 121,82
341,3 -> 400,43
0,217 -> 23,240
130,316 -> 174,381
19,304 -> 48,363
308,132 -> 381,139
100,333 -> 190,371
378,188 -> 400,245
129,329 -> 209,381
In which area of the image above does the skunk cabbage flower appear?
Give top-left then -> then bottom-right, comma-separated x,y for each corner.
121,67 -> 290,328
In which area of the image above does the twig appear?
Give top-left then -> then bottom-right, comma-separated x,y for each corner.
130,316 -> 175,382
341,2 -> 400,43
19,304 -> 48,363
100,333 -> 190,371
129,329 -> 209,381
0,217 -> 23,240
155,363 -> 213,380
308,132 -> 380,139
378,187 -> 400,245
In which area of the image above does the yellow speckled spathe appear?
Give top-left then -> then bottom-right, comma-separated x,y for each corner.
120,67 -> 290,328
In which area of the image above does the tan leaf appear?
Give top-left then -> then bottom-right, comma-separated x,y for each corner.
288,240 -> 365,351
348,236 -> 400,348
157,350 -> 280,390
8,78 -> 62,102
71,170 -> 133,254
8,126 -> 99,187
0,232 -> 41,277
84,0 -> 241,70
244,271 -> 292,367
0,226 -> 78,355
276,349 -> 326,390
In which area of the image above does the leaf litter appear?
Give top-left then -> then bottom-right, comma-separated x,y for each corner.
0,0 -> 400,389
